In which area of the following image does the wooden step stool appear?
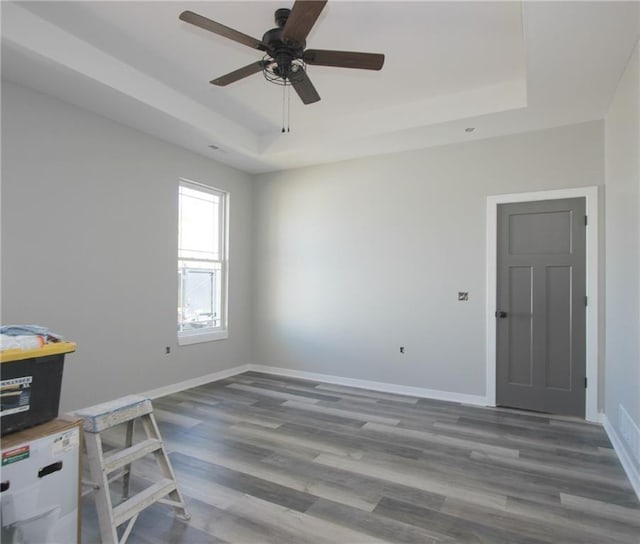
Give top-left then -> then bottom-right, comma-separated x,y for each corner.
76,395 -> 190,544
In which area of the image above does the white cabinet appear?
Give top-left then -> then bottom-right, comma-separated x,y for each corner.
1,418 -> 81,544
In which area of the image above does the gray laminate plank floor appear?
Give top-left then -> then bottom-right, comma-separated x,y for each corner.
81,372 -> 640,543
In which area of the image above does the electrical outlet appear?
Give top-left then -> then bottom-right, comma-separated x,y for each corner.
165,346 -> 171,355
399,346 -> 405,354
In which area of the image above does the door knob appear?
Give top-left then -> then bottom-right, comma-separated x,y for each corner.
495,311 -> 508,318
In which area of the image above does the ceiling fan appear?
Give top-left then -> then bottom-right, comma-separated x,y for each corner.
179,0 -> 385,105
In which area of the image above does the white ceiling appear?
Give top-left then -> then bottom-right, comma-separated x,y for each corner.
2,1 -> 639,173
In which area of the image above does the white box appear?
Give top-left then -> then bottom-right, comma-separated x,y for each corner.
1,419 -> 80,544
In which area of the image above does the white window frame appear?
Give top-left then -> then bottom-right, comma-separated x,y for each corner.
177,179 -> 229,345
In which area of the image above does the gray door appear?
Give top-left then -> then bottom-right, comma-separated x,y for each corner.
496,198 -> 586,417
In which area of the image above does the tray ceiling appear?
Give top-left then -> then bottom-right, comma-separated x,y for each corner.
2,1 -> 638,172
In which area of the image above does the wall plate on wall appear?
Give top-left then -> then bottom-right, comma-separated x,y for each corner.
458,292 -> 469,301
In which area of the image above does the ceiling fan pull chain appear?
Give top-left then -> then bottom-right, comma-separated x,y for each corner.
287,84 -> 291,133
281,83 -> 286,133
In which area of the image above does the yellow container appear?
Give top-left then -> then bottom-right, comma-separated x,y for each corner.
1,342 -> 76,363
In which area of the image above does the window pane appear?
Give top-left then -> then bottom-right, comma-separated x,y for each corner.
178,263 -> 221,332
179,186 -> 220,261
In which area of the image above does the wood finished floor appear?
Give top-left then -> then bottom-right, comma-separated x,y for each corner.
81,372 -> 640,543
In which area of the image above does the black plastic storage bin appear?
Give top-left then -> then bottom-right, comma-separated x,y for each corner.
0,342 -> 76,436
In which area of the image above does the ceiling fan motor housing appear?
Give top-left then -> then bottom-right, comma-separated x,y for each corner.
263,9 -> 305,81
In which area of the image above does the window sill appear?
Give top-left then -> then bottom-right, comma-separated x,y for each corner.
178,329 -> 228,346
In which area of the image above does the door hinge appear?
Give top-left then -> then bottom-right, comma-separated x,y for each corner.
585,295 -> 588,306
585,215 -> 588,226
585,377 -> 588,389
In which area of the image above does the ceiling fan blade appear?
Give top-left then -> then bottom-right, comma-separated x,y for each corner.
179,10 -> 266,51
304,49 -> 385,71
210,61 -> 266,86
281,0 -> 327,44
289,70 -> 321,105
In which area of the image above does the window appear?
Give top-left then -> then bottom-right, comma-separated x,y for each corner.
178,180 -> 228,345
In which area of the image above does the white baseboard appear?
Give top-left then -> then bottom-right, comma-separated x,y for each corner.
78,362 -> 485,411
603,413 -> 640,500
247,364 -> 488,406
142,364 -> 251,399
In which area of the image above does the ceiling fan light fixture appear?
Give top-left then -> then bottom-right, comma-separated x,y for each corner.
262,55 -> 306,86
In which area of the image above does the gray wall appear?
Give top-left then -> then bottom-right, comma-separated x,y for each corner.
1,81 -> 254,411
252,122 -> 604,397
1,77 -> 615,419
604,40 -> 639,472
